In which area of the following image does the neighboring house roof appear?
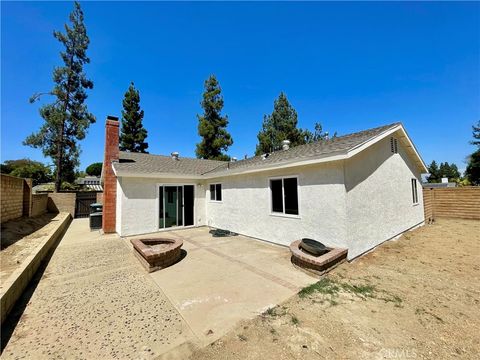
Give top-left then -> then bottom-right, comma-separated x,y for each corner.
112,122 -> 428,179
76,176 -> 103,191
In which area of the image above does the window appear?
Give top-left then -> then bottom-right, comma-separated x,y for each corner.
270,177 -> 299,215
210,183 -> 222,202
390,137 -> 398,153
411,178 -> 418,204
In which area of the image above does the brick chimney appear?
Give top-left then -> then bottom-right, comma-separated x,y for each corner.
102,116 -> 119,233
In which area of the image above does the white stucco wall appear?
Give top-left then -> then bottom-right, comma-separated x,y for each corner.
115,132 -> 425,260
205,162 -> 348,249
115,178 -> 122,234
116,177 -> 205,237
344,133 -> 425,259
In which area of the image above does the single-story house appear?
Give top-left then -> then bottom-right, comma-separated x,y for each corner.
102,116 -> 427,260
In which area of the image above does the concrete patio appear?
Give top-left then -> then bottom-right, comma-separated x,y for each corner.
2,219 -> 316,359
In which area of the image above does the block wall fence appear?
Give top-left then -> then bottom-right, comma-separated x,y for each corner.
423,187 -> 480,221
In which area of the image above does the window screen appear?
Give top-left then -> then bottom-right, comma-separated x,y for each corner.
210,183 -> 222,201
270,177 -> 299,215
411,179 -> 418,204
284,177 -> 299,215
270,179 -> 283,213
210,184 -> 215,201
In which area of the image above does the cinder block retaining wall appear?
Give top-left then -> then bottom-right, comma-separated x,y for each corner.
423,187 -> 480,221
1,174 -> 32,222
0,212 -> 71,324
47,192 -> 76,217
32,194 -> 49,217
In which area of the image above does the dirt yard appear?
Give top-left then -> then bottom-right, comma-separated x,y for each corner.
0,213 -> 58,287
189,219 -> 480,360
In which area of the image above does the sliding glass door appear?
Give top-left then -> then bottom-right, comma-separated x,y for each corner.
159,185 -> 194,229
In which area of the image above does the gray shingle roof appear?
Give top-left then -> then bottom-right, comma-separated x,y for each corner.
113,122 -> 402,177
207,122 -> 402,176
114,152 -> 225,177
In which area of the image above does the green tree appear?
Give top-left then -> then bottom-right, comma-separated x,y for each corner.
447,163 -> 461,180
465,150 -> 480,185
0,159 -> 52,186
85,162 -> 102,176
466,121 -> 480,185
470,120 -> 480,147
119,82 -> 149,153
439,162 -> 450,179
24,2 -> 95,192
195,75 -> 233,160
304,122 -> 337,143
427,160 -> 440,183
256,92 -> 307,155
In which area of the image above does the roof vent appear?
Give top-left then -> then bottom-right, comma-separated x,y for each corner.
261,153 -> 270,160
171,151 -> 179,160
231,157 -> 237,162
282,140 -> 291,150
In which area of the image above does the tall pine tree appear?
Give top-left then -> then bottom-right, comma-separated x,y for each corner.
427,160 -> 440,183
255,92 -> 307,155
470,120 -> 480,147
24,2 -> 94,192
119,82 -> 149,153
195,75 -> 233,161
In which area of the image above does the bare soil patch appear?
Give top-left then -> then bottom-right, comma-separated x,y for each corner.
190,219 -> 480,360
0,213 -> 59,287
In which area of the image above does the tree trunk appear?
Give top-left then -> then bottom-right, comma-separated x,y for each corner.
54,135 -> 63,192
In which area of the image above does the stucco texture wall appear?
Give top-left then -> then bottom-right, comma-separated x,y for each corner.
344,133 -> 425,259
117,177 -> 205,236
205,162 -> 348,249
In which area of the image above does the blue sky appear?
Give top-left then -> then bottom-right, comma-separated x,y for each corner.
2,1 -> 479,172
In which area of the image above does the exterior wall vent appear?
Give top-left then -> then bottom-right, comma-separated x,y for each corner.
390,137 -> 398,154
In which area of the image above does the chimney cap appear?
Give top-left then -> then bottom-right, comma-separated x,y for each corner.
107,115 -> 119,121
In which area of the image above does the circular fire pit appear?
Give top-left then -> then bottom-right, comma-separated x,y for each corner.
299,238 -> 329,256
290,239 -> 347,275
130,238 -> 183,272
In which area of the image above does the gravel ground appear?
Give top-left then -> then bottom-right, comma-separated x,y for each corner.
1,213 -> 59,288
190,219 -> 480,360
1,219 -> 196,360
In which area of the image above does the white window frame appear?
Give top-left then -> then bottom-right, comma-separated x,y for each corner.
155,183 -> 197,231
268,175 -> 301,218
411,178 -> 419,205
209,183 -> 223,202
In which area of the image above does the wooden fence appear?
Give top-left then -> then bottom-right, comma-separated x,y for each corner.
423,187 -> 480,221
